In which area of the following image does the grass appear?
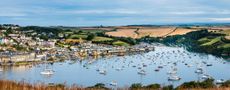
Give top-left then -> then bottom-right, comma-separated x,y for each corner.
112,41 -> 129,46
92,37 -> 113,42
69,34 -> 87,39
218,44 -> 230,48
73,29 -> 105,33
201,37 -> 221,46
63,31 -> 73,34
222,30 -> 230,35
0,80 -> 83,90
1,79 -> 230,90
15,61 -> 31,65
198,37 -> 210,42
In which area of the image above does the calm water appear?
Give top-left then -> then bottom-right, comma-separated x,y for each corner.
0,45 -> 230,87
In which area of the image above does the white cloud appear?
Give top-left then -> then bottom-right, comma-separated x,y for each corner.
168,11 -> 206,15
209,18 -> 230,21
59,9 -> 140,15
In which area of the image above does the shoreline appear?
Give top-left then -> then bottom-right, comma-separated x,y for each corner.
0,79 -> 229,90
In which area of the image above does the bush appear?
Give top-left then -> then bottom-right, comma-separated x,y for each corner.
177,79 -> 215,89
144,84 -> 161,89
130,83 -> 142,89
86,33 -> 95,40
221,80 -> 230,87
162,85 -> 173,90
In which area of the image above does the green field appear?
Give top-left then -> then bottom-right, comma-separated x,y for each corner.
201,37 -> 221,46
69,34 -> 87,39
112,41 -> 129,46
218,44 -> 230,48
92,37 -> 113,41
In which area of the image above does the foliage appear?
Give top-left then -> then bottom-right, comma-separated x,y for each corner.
130,83 -> 142,89
86,33 -> 95,40
221,80 -> 230,87
112,41 -> 129,46
177,79 -> 215,89
92,37 -> 113,42
162,85 -> 173,90
87,83 -> 109,90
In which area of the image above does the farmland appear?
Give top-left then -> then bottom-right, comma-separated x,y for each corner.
105,27 -> 199,38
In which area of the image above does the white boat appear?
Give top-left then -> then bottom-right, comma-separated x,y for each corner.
187,64 -> 193,67
168,75 -> 181,81
138,70 -> 146,75
40,69 -> 54,75
201,74 -> 212,79
216,79 -> 225,84
110,81 -> 117,86
195,69 -> 203,74
99,69 -> 107,75
40,53 -> 54,75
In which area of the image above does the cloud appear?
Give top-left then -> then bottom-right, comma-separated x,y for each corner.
60,9 -> 140,15
209,18 -> 230,21
1,0 -> 230,26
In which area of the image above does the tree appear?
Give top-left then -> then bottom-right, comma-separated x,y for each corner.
86,33 -> 95,40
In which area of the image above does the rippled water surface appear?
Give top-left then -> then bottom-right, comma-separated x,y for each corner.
1,45 -> 230,87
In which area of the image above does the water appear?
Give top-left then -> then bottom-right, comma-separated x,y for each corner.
0,45 -> 230,87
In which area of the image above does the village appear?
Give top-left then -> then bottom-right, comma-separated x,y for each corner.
0,24 -> 154,66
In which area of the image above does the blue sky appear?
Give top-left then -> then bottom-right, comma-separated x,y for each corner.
0,0 -> 230,26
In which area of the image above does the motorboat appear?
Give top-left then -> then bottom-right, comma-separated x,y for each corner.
99,69 -> 107,75
216,79 -> 225,84
110,81 -> 117,86
195,69 -> 203,74
206,63 -> 213,66
138,70 -> 146,75
154,68 -> 160,72
201,74 -> 212,79
168,75 -> 181,81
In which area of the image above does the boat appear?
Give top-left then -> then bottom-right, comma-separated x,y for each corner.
195,65 -> 204,74
154,68 -> 160,72
195,69 -> 203,74
206,63 -> 213,66
158,65 -> 163,68
40,53 -> 54,75
99,69 -> 107,75
138,70 -> 146,75
115,68 -> 122,71
40,69 -> 54,75
216,79 -> 225,84
167,70 -> 177,75
110,81 -> 117,86
168,75 -> 181,81
201,74 -> 212,79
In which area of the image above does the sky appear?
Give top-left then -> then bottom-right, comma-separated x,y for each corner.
0,0 -> 230,26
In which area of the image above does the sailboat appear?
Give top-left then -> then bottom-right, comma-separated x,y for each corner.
40,53 -> 54,75
168,66 -> 181,81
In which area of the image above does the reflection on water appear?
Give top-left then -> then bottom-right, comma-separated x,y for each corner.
0,45 -> 230,87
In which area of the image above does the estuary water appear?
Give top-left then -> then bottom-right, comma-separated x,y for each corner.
0,45 -> 230,87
